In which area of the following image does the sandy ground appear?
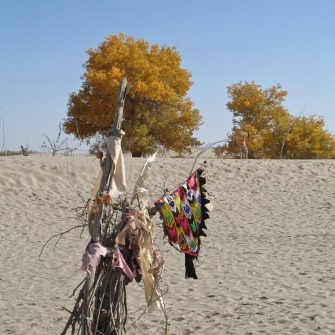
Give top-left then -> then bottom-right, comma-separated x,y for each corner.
0,154 -> 335,335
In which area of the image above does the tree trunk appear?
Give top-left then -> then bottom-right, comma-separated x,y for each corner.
280,139 -> 286,159
131,152 -> 142,158
241,139 -> 248,159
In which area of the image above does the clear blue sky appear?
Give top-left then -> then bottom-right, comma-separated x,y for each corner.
1,0 -> 334,151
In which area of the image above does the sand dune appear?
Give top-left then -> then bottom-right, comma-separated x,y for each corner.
0,155 -> 334,334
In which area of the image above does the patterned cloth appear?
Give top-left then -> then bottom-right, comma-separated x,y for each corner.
155,169 -> 209,278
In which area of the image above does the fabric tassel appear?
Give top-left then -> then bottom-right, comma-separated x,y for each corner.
185,254 -> 198,279
203,198 -> 211,205
199,176 -> 206,186
203,212 -> 210,220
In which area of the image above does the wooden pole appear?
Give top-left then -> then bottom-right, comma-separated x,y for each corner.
82,78 -> 130,335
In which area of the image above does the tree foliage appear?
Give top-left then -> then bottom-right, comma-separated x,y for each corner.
285,116 -> 335,159
64,34 -> 201,156
222,81 -> 335,159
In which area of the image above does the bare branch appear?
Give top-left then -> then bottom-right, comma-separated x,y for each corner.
39,224 -> 87,258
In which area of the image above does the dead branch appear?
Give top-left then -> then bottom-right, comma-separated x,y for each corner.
42,121 -> 76,156
39,224 -> 87,258
0,114 -> 5,152
189,140 -> 225,174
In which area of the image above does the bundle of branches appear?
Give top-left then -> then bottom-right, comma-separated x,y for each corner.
55,196 -> 166,335
57,79 -> 165,335
61,200 -> 134,335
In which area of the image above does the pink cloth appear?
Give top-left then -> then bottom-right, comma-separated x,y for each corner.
81,243 -> 109,278
112,247 -> 135,281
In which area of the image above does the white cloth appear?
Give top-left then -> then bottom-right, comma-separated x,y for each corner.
138,216 -> 164,312
106,136 -> 127,196
87,136 -> 126,231
131,152 -> 157,208
129,211 -> 164,312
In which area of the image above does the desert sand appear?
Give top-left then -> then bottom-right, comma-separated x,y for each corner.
0,154 -> 335,334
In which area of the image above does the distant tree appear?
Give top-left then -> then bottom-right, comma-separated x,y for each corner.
223,81 -> 335,159
0,115 -> 5,153
286,116 -> 335,159
226,81 -> 290,158
213,144 -> 228,158
20,145 -> 29,156
42,122 -> 76,156
64,33 -> 201,156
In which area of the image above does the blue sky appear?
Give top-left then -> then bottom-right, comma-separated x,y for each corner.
1,0 -> 334,151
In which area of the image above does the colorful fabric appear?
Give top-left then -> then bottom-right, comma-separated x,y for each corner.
155,169 -> 209,278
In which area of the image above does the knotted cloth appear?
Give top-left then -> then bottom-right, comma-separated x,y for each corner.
81,243 -> 110,278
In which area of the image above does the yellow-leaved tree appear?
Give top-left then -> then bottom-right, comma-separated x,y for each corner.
64,34 -> 201,156
226,82 -> 290,158
286,116 -> 335,159
222,81 -> 335,159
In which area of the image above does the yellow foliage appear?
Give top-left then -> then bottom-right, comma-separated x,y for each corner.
226,82 -> 335,159
64,33 -> 201,155
286,116 -> 335,159
226,82 -> 289,158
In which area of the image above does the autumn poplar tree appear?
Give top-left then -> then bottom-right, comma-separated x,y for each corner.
286,116 -> 335,159
64,34 -> 201,156
226,82 -> 290,158
222,81 -> 335,159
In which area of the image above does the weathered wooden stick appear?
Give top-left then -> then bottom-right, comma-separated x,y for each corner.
112,78 -> 130,135
82,78 -> 130,335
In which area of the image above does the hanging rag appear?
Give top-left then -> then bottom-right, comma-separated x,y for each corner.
106,136 -> 127,196
155,169 -> 210,279
87,136 -> 127,233
81,242 -> 110,278
131,152 -> 157,209
112,246 -> 136,281
127,153 -> 164,311
128,210 -> 165,312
